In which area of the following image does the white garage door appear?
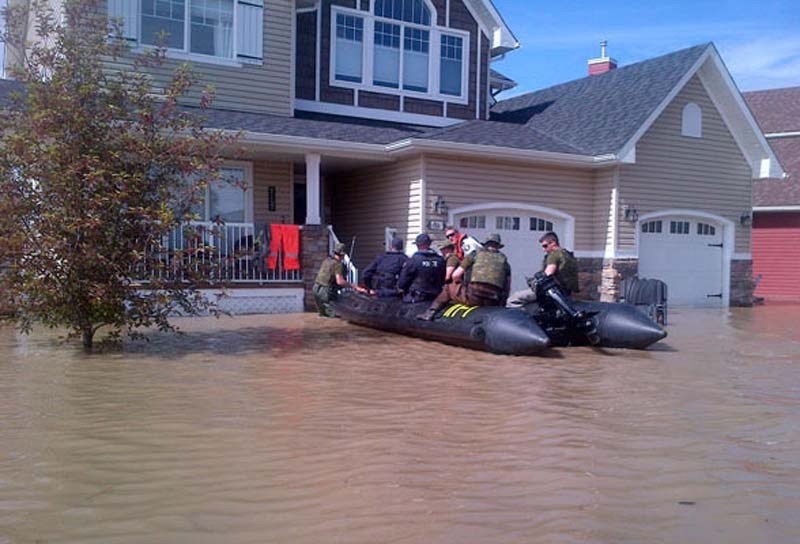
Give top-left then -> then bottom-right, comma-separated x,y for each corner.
638,217 -> 724,307
454,208 -> 568,293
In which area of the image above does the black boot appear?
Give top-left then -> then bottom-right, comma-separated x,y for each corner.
416,308 -> 437,321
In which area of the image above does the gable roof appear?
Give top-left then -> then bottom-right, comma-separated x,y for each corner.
490,44 -> 709,156
744,87 -> 800,207
744,86 -> 800,134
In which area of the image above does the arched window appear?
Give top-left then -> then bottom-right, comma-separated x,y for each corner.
682,102 -> 702,138
374,0 -> 432,25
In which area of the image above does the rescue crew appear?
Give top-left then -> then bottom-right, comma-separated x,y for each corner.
312,242 -> 364,317
397,233 -> 446,303
539,231 -> 579,296
362,237 -> 409,297
417,233 -> 511,321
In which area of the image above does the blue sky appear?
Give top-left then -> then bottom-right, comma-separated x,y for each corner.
491,0 -> 800,98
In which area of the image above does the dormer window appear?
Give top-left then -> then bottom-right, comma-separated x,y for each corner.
331,0 -> 469,103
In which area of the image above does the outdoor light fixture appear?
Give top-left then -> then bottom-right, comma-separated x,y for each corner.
623,204 -> 639,223
433,195 -> 448,215
740,211 -> 753,227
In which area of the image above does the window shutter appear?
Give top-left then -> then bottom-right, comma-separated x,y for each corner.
107,0 -> 138,43
237,0 -> 265,64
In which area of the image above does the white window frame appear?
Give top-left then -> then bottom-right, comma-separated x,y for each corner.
195,161 -> 254,224
134,0 -> 244,68
329,5 -> 470,105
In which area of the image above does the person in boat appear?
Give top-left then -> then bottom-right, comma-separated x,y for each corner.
313,242 -> 363,317
417,233 -> 511,320
362,237 -> 409,297
397,233 -> 446,303
438,239 -> 461,284
445,225 -> 481,260
507,231 -> 580,308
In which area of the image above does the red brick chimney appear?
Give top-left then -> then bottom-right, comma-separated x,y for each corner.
588,40 -> 617,75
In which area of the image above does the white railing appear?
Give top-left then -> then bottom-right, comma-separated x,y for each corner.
139,222 -> 303,284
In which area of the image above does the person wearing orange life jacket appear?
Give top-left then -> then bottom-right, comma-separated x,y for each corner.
445,225 -> 481,261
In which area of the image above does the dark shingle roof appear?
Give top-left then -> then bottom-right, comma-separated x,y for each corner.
490,44 -> 710,155
753,138 -> 800,206
421,119 -> 583,154
197,108 -> 430,145
744,86 -> 800,134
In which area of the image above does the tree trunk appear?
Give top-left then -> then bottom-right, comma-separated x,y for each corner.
82,328 -> 94,349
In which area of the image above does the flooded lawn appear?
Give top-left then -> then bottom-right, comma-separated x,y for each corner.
1,306 -> 799,543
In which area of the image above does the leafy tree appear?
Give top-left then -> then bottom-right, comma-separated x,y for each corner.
0,0 -> 239,348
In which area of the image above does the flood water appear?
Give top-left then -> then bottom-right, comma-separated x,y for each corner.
1,306 -> 799,544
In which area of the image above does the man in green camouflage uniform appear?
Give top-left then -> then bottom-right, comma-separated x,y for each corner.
439,240 -> 461,284
418,233 -> 511,320
313,242 -> 352,317
539,231 -> 579,295
507,231 -> 580,308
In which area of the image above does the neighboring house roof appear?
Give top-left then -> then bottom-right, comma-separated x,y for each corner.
744,87 -> 800,207
744,86 -> 800,134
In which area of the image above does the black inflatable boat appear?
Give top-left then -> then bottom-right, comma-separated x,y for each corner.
331,274 -> 667,356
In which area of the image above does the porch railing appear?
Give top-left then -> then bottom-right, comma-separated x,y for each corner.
137,222 -> 302,284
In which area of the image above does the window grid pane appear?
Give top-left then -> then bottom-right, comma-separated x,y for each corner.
141,0 -> 186,49
190,0 -> 234,57
440,34 -> 462,96
336,14 -> 364,83
375,0 -> 431,25
403,27 -> 429,92
374,21 -> 400,87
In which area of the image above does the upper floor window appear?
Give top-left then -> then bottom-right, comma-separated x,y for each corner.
331,1 -> 469,103
109,0 -> 264,65
681,102 -> 702,138
142,0 -> 234,58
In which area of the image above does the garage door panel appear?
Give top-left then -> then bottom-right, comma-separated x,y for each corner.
455,209 -> 567,293
639,218 -> 724,307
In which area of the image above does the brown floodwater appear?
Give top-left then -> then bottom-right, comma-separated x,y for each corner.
1,306 -> 799,544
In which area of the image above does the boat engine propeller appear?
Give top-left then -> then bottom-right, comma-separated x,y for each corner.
528,272 -> 601,345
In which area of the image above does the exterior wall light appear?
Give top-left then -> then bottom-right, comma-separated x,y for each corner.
433,195 -> 448,215
623,204 -> 639,223
740,211 -> 753,227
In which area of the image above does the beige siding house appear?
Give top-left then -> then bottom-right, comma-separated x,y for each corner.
3,0 -> 780,310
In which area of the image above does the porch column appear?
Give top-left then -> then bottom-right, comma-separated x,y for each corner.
305,153 -> 321,225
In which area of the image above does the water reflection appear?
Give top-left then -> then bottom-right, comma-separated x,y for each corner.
1,306 -> 799,543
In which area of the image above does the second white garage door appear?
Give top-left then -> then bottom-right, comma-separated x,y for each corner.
638,216 -> 725,307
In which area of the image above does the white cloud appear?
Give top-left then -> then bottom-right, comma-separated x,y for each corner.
719,38 -> 800,90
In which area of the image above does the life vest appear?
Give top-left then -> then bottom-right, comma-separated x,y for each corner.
455,233 -> 482,260
470,250 -> 508,289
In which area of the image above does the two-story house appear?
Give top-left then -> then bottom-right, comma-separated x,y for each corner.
4,0 -> 782,311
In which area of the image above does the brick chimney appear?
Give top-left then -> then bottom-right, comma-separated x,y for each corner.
588,40 -> 617,75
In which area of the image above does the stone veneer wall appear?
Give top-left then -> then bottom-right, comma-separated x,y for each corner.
600,259 -> 639,303
730,259 -> 754,307
301,224 -> 333,311
575,258 -> 603,301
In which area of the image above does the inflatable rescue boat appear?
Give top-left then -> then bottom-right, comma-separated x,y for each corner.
331,274 -> 667,355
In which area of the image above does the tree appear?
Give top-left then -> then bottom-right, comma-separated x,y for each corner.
0,0 -> 239,348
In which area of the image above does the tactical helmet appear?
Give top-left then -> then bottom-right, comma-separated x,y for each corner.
333,242 -> 347,255
483,233 -> 504,248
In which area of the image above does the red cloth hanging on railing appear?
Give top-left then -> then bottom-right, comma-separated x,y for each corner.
266,224 -> 301,271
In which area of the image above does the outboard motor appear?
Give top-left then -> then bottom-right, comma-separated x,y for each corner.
530,272 -> 600,345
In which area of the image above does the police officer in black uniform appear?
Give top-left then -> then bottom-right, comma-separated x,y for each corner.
362,237 -> 409,297
397,233 -> 445,303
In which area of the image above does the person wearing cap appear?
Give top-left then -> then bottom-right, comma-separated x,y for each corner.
417,233 -> 511,320
362,237 -> 409,297
312,242 -> 360,317
438,239 -> 461,284
397,233 -> 445,303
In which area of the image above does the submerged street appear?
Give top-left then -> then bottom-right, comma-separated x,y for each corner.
1,306 -> 799,543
